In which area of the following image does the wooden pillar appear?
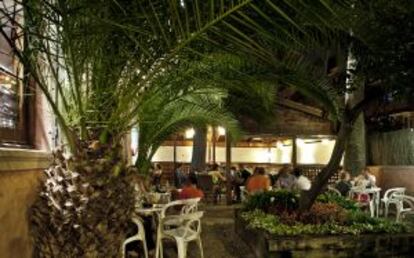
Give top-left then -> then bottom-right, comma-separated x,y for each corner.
212,127 -> 216,163
291,136 -> 297,167
173,134 -> 177,170
191,126 -> 207,171
225,131 -> 232,205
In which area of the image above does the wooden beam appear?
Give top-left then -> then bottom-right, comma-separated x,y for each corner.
276,97 -> 324,117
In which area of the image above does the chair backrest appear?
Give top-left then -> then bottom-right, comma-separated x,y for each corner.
160,197 -> 201,218
162,211 -> 204,237
327,185 -> 342,196
393,194 -> 414,207
384,187 -> 406,200
131,217 -> 145,237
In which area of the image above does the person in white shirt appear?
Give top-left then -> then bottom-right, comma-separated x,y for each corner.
293,167 -> 311,191
355,167 -> 376,188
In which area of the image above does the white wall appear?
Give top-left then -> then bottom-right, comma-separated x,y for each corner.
296,140 -> 336,164
152,144 -> 298,164
152,140 -> 336,164
152,146 -> 193,162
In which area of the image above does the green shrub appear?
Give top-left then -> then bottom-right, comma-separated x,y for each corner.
241,210 -> 408,236
317,192 -> 359,211
300,202 -> 347,225
243,190 -> 299,213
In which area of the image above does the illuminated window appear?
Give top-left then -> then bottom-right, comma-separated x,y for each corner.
0,1 -> 29,146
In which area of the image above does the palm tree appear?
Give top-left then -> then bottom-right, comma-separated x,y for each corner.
203,0 -> 412,211
1,0 -> 354,255
1,1 -> 260,256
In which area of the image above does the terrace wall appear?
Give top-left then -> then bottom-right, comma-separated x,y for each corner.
369,166 -> 414,194
0,88 -> 52,258
0,150 -> 50,258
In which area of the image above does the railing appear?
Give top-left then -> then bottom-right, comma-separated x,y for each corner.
298,164 -> 339,184
155,162 -> 338,185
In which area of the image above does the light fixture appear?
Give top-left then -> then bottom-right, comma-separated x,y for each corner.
321,139 -> 330,145
217,126 -> 226,136
276,141 -> 283,148
185,128 -> 195,139
296,138 -> 305,146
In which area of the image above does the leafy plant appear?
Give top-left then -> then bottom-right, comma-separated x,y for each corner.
317,192 -> 360,211
300,202 -> 347,225
241,210 -> 408,236
243,190 -> 299,213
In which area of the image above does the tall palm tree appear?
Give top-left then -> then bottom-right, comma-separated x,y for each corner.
1,1 -> 260,256
1,0 -> 353,255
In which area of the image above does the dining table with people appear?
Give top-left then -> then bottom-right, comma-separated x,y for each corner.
125,162 -> 409,257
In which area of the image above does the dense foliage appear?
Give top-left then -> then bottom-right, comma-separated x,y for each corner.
242,191 -> 407,236
243,190 -> 299,213
241,210 -> 407,236
316,192 -> 359,211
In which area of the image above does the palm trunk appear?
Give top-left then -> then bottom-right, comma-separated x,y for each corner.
298,110 -> 355,211
191,126 -> 207,172
136,144 -> 152,175
30,147 -> 136,257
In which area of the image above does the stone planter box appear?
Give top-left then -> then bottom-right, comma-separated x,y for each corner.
235,209 -> 414,258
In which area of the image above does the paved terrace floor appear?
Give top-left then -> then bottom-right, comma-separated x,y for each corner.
127,204 -> 255,258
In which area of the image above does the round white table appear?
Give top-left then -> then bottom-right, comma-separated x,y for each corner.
349,187 -> 381,217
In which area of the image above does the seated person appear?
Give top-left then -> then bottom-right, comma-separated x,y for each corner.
246,167 -> 271,193
274,165 -> 296,190
230,166 -> 244,202
151,163 -> 163,191
208,163 -> 226,183
179,177 -> 204,200
354,167 -> 376,188
208,163 -> 226,203
335,171 -> 352,196
293,167 -> 311,191
238,164 -> 252,184
174,163 -> 187,189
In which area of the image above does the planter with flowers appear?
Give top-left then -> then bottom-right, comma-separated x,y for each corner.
235,190 -> 414,258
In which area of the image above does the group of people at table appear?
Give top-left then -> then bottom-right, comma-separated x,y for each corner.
129,164 -> 378,256
149,163 -> 378,203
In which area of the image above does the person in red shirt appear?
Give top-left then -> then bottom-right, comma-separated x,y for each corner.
246,167 -> 271,194
179,177 -> 204,200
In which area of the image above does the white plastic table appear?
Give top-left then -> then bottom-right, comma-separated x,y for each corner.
349,187 -> 381,217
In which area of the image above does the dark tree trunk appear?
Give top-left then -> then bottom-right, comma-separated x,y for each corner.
344,113 -> 366,176
298,110 -> 356,211
344,79 -> 366,176
291,136 -> 297,166
191,125 -> 207,172
225,131 -> 232,205
298,80 -> 382,211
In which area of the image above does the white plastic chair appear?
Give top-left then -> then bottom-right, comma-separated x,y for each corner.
395,194 -> 414,222
381,187 -> 406,217
159,211 -> 204,258
239,186 -> 249,202
156,198 -> 201,258
327,185 -> 342,196
122,217 -> 148,258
